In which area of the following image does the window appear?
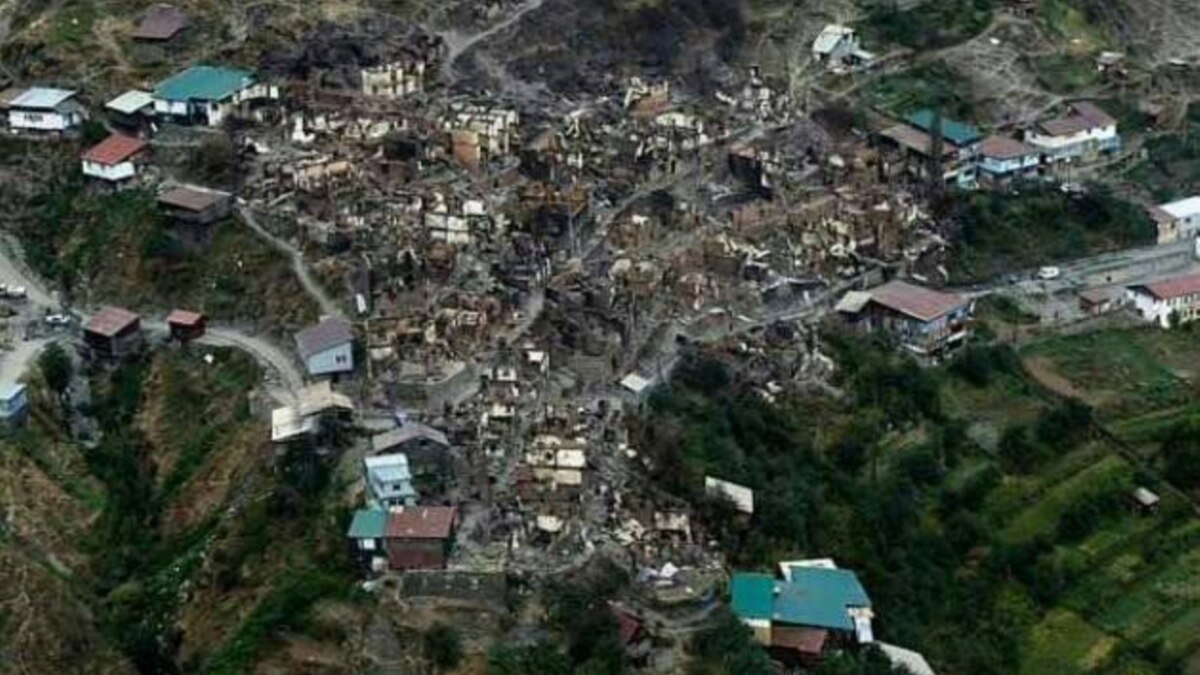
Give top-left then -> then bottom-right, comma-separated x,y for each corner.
336,354 -> 347,364
23,113 -> 43,123
361,539 -> 376,551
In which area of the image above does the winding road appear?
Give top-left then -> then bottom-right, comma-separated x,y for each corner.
0,233 -> 306,405
436,0 -> 547,80
235,203 -> 346,321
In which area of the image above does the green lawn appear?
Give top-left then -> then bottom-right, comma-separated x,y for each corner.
1033,54 -> 1100,94
1097,546 -> 1200,639
1022,329 -> 1196,417
1021,609 -> 1117,675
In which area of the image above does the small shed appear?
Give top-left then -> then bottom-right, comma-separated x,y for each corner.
157,185 -> 232,225
132,5 -> 188,41
346,508 -> 388,567
1132,487 -> 1160,514
167,309 -> 206,342
1078,287 -> 1117,316
105,90 -> 155,131
84,306 -> 143,359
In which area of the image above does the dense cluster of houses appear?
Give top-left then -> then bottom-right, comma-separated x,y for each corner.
876,101 -> 1121,190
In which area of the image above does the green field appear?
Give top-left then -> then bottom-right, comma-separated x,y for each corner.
1021,609 -> 1117,675
967,326 -> 1200,672
1022,328 -> 1199,417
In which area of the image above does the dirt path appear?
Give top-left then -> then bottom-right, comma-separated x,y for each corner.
1022,356 -> 1084,400
436,0 -> 547,80
234,203 -> 345,321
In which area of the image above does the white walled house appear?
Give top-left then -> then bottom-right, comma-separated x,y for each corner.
1025,101 -> 1120,163
295,318 -> 355,377
1127,273 -> 1200,328
153,65 -> 276,127
6,87 -> 85,132
1150,196 -> 1200,244
81,134 -> 147,183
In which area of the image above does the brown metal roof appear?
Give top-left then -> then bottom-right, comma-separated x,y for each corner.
132,5 -> 188,40
385,506 -> 456,540
83,134 -> 146,165
166,309 -> 204,327
878,124 -> 955,158
980,134 -> 1036,160
869,280 -> 967,322
157,185 -> 230,212
771,626 -> 827,655
1038,102 -> 1115,137
85,306 -> 141,338
1071,101 -> 1116,128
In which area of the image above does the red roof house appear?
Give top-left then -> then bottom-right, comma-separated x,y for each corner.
82,134 -> 146,182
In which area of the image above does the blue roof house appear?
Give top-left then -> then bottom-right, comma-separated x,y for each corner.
152,65 -> 269,126
363,453 -> 417,508
731,562 -> 875,663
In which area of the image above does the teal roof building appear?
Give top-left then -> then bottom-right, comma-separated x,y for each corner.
731,566 -> 872,633
907,109 -> 981,147
154,65 -> 254,102
347,508 -> 387,539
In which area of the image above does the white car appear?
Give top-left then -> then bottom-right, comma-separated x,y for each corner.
1037,266 -> 1061,280
44,314 -> 71,327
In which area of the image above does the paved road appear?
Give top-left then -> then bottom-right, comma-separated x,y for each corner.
0,230 -> 305,405
196,326 -> 305,404
235,203 -> 346,321
0,337 -> 47,390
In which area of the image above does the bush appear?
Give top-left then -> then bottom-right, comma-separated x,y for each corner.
425,623 -> 464,673
1162,420 -> 1200,490
863,0 -> 994,51
38,343 -> 73,398
999,424 -> 1042,474
950,344 -> 1019,387
942,182 -> 1155,283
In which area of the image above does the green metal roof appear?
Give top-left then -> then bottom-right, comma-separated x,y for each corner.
907,109 -> 981,147
731,572 -> 775,620
731,568 -> 871,632
154,65 -> 253,102
347,508 -> 387,539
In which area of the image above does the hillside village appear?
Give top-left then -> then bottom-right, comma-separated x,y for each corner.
5,0 -> 1200,674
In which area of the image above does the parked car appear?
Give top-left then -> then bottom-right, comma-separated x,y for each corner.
44,313 -> 71,327
1038,266 -> 1061,280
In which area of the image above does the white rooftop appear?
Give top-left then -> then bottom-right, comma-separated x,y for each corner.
813,25 -> 855,54
12,87 -> 76,110
620,372 -> 653,394
271,406 -> 315,442
878,643 -> 937,675
704,475 -> 754,514
1159,196 -> 1200,219
106,90 -> 154,114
